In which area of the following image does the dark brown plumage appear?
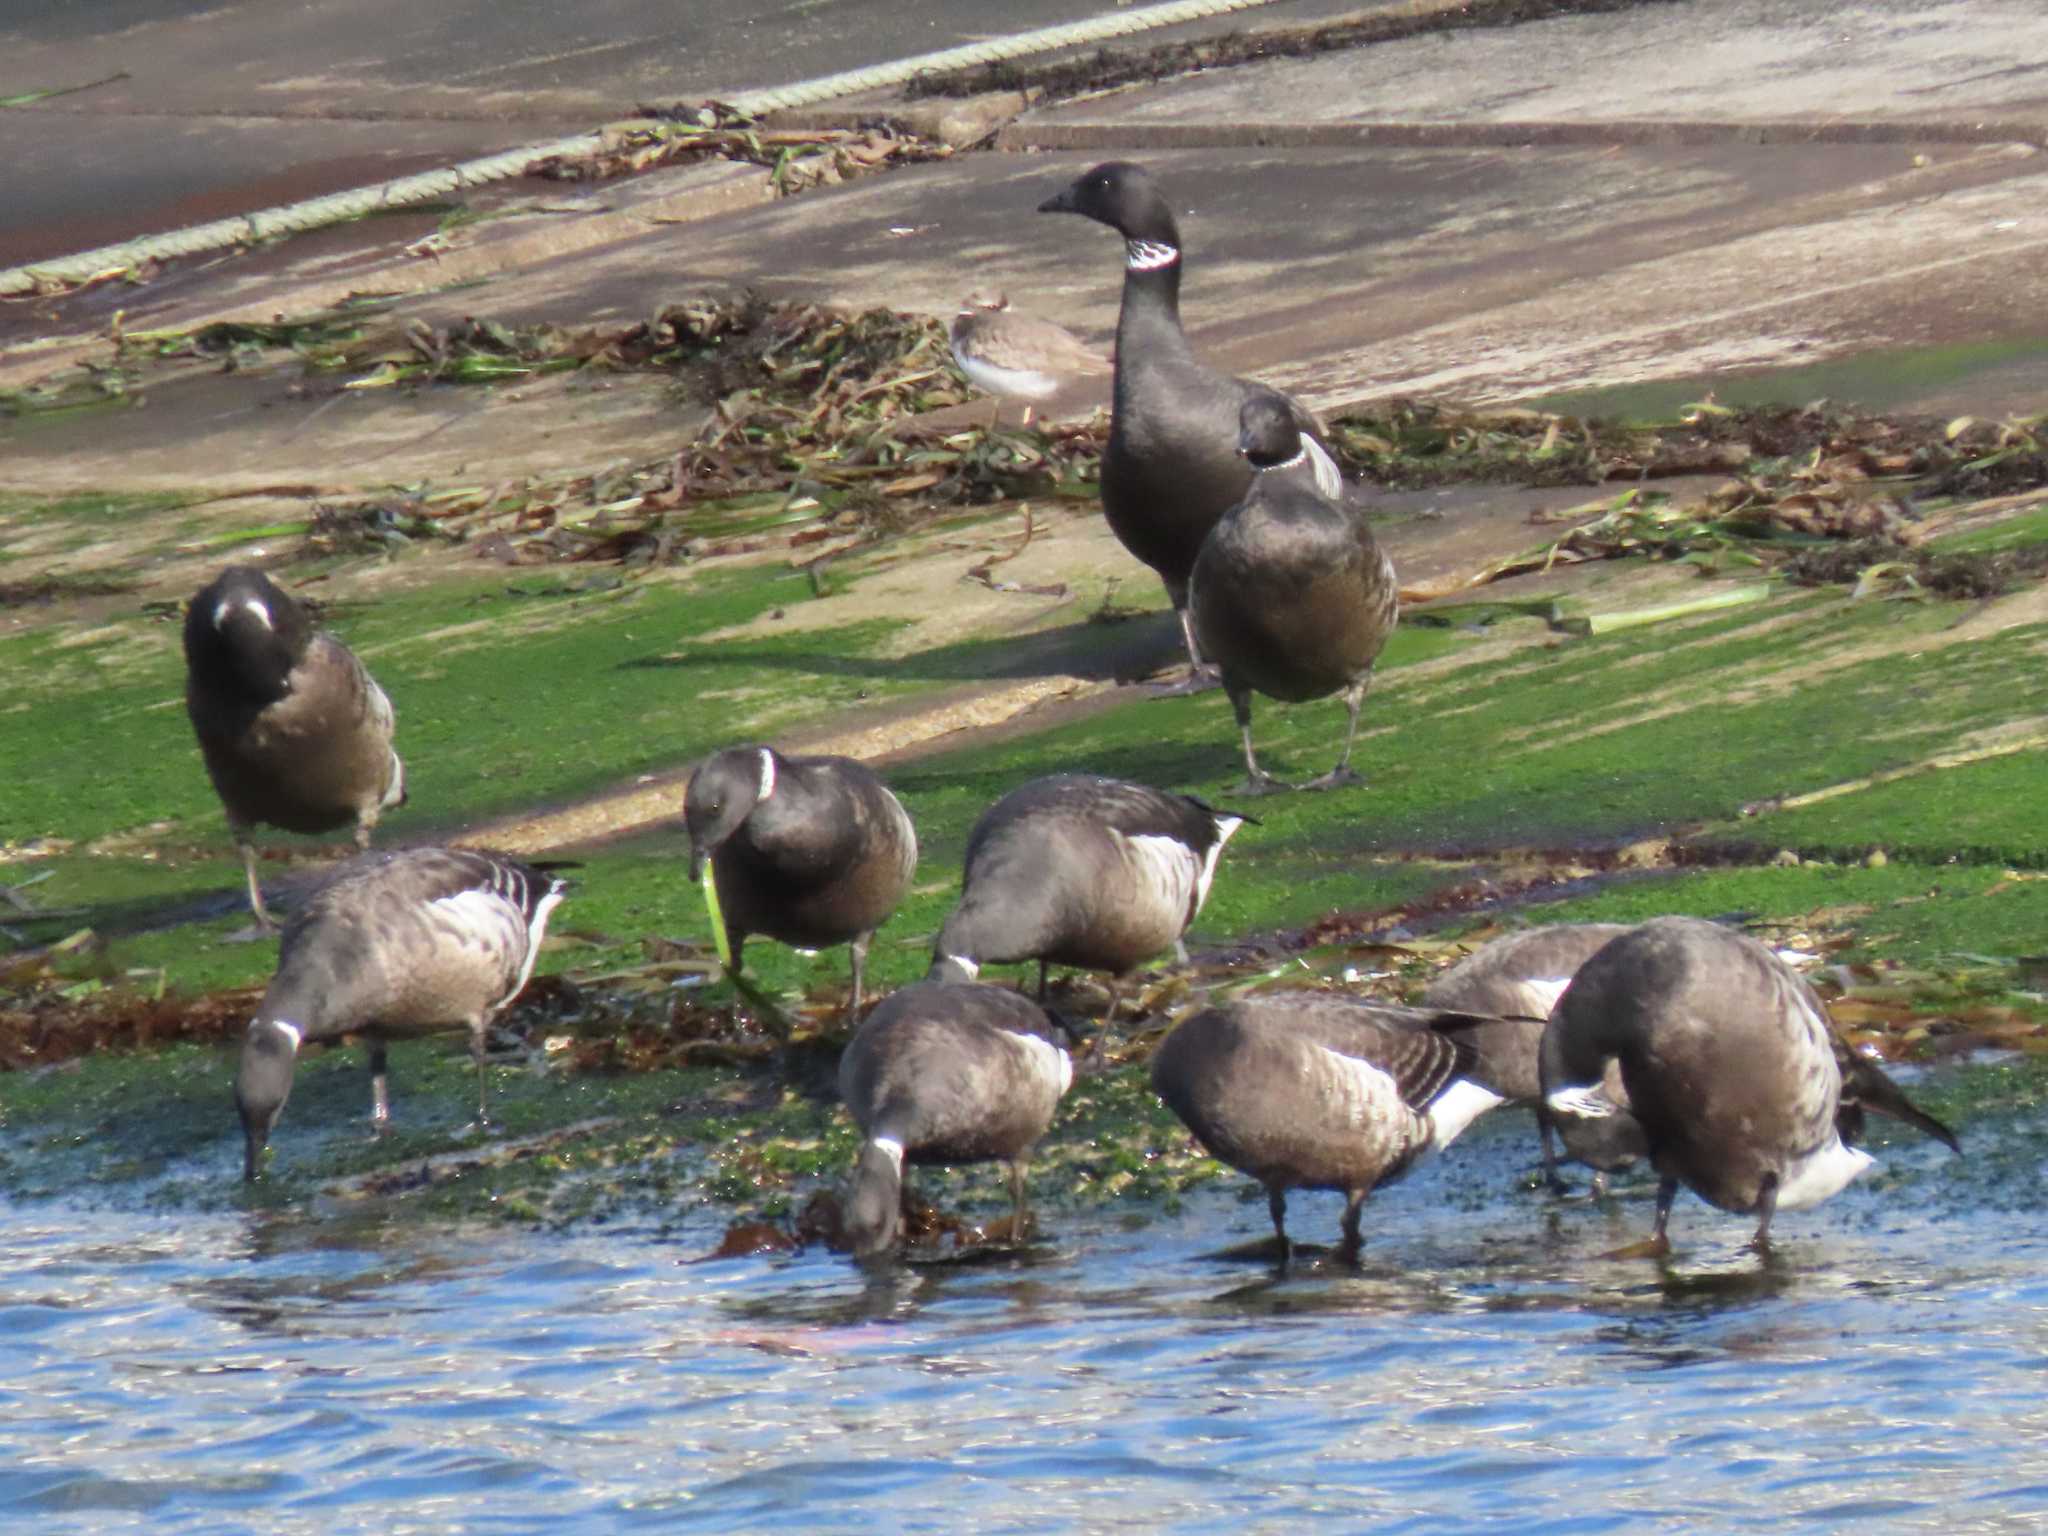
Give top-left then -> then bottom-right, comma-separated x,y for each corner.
685,746 -> 917,1021
1542,916 -> 1957,1252
235,846 -> 566,1180
1151,992 -> 1507,1261
1189,393 -> 1398,794
1038,161 -> 1341,690
838,979 -> 1074,1257
183,565 -> 405,929
932,774 -> 1244,1013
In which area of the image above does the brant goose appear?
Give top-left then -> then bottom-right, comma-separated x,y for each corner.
1151,992 -> 1507,1261
686,747 -> 918,1024
1038,161 -> 1340,691
1423,923 -> 1638,1188
932,773 -> 1245,1014
839,977 -> 1074,1257
949,289 -> 1109,428
1189,393 -> 1398,794
235,846 -> 566,1181
184,565 -> 407,930
1542,916 -> 1958,1252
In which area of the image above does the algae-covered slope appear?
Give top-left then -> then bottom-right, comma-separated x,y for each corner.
6,386 -> 2048,1235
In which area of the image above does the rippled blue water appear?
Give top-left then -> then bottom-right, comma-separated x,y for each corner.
3,1101 -> 2041,1534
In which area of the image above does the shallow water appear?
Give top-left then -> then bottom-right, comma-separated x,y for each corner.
3,1104 -> 2042,1535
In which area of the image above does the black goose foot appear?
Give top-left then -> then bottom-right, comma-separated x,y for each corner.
1299,766 -> 1363,793
1148,665 -> 1222,698
1228,772 -> 1294,798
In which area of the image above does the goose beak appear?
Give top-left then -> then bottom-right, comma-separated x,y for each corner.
1037,186 -> 1079,215
688,843 -> 709,883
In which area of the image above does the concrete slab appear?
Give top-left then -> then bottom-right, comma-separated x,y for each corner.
6,0 -> 2047,503
1027,0 -> 2048,133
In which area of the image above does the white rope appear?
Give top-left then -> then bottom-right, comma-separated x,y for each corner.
0,0 -> 1281,297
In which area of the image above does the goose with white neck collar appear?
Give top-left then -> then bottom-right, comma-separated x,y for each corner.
685,746 -> 918,1024
1037,161 -> 1340,693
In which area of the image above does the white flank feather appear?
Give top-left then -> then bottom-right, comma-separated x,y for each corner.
1124,832 -> 1202,925
1012,1029 -> 1074,1100
755,748 -> 776,803
1775,1136 -> 1875,1210
1195,816 -> 1244,914
1516,977 -> 1573,1018
1427,1079 -> 1506,1150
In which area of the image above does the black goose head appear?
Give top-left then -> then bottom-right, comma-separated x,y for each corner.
185,565 -> 312,702
1038,161 -> 1181,247
685,746 -> 776,880
1237,393 -> 1304,470
234,1017 -> 302,1182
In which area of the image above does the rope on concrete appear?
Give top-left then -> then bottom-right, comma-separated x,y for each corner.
0,0 -> 1280,298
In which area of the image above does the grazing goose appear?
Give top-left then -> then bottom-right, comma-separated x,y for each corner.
949,289 -> 1110,428
1188,394 -> 1399,794
1541,916 -> 1958,1253
838,978 -> 1074,1257
1038,160 -> 1341,691
932,774 -> 1245,1015
1423,923 -> 1638,1188
1151,992 -> 1508,1261
686,747 -> 918,1024
184,565 -> 407,930
234,846 -> 566,1181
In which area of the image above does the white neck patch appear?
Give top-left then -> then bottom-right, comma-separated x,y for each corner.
261,1019 -> 303,1051
1125,239 -> 1179,272
217,596 -> 273,632
869,1135 -> 906,1172
755,748 -> 776,804
939,955 -> 980,981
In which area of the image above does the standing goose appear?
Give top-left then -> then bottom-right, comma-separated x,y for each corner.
686,747 -> 918,1025
949,289 -> 1110,428
1422,923 -> 1639,1188
184,565 -> 407,930
1189,393 -> 1399,794
1038,160 -> 1341,691
235,846 -> 566,1181
1151,992 -> 1508,1261
1541,916 -> 1959,1253
932,773 -> 1245,1016
838,977 -> 1074,1257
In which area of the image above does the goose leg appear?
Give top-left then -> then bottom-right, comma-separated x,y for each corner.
1150,606 -> 1221,697
1007,1159 -> 1031,1243
1300,679 -> 1369,792
1035,958 -> 1049,1002
236,833 -> 277,933
1339,1189 -> 1367,1264
1227,682 -> 1290,797
368,1041 -> 392,1134
1268,1186 -> 1292,1265
1538,1122 -> 1573,1196
470,1022 -> 492,1128
1600,1175 -> 1677,1260
1749,1171 -> 1781,1253
848,931 -> 872,1022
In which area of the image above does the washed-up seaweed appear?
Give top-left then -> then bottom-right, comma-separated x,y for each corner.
529,108 -> 950,196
